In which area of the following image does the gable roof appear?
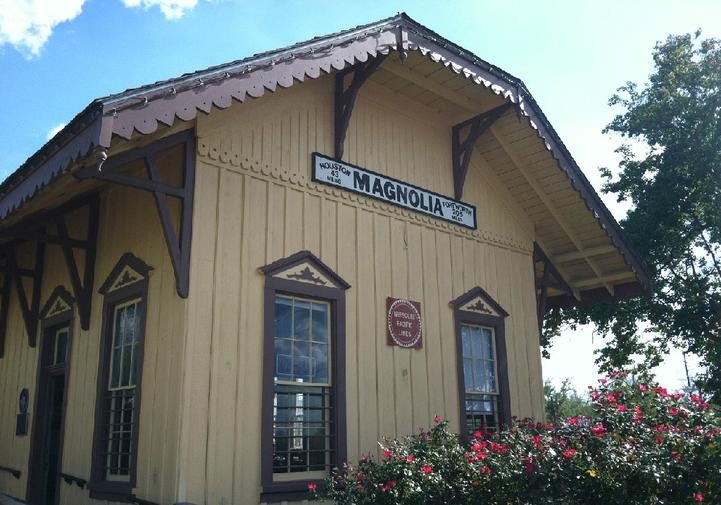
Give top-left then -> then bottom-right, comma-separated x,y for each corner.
0,12 -> 650,303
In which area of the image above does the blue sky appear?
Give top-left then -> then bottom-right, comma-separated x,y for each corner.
1,0 -> 720,391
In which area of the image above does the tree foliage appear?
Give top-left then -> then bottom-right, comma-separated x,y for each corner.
544,379 -> 595,423
544,31 -> 721,402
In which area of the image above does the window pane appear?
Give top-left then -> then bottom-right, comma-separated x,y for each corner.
311,303 -> 328,343
293,341 -> 311,382
293,300 -> 311,341
312,343 -> 328,383
471,326 -> 483,357
111,347 -> 121,388
482,328 -> 494,360
55,328 -> 68,365
275,297 -> 293,338
473,360 -> 484,392
463,358 -> 474,391
461,326 -> 471,356
485,362 -> 497,393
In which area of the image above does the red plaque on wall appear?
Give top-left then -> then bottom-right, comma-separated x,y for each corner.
386,297 -> 422,349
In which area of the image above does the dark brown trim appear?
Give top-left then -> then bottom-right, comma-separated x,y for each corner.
533,243 -> 572,335
545,281 -> 645,311
26,298 -> 74,505
0,465 -> 21,479
452,103 -> 512,200
39,286 -> 75,321
335,53 -> 387,160
89,254 -> 151,501
76,129 -> 195,299
3,241 -> 46,347
260,251 -> 349,503
450,287 -> 512,430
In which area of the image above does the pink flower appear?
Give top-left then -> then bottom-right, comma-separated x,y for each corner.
694,492 -> 704,502
598,378 -> 608,384
382,450 -> 392,458
606,393 -> 617,403
616,404 -> 628,411
655,436 -> 664,444
590,422 -> 607,437
434,415 -> 443,423
568,417 -> 580,425
307,482 -> 317,491
562,449 -> 577,459
668,407 -> 679,415
639,384 -> 648,392
406,455 -> 415,463
480,466 -> 491,475
420,465 -> 433,474
381,480 -> 396,491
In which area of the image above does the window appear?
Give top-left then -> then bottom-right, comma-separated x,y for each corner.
451,286 -> 511,434
461,324 -> 500,432
260,250 -> 349,502
89,253 -> 152,500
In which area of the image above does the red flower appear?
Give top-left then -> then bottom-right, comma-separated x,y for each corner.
598,378 -> 608,384
434,415 -> 443,423
382,450 -> 392,458
606,393 -> 617,403
590,423 -> 607,437
616,404 -> 628,411
562,449 -> 577,459
694,492 -> 705,502
406,455 -> 415,462
639,384 -> 648,392
668,407 -> 679,415
381,480 -> 397,491
480,466 -> 492,475
420,465 -> 433,474
655,436 -> 664,444
633,407 -> 643,423
568,417 -> 580,425
307,482 -> 317,491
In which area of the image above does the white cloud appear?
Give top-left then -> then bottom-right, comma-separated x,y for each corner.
0,0 -> 86,56
121,0 -> 199,20
46,122 -> 66,141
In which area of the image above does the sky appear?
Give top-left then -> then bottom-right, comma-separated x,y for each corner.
1,0 -> 719,395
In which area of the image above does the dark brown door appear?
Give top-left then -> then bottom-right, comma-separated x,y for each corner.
27,325 -> 70,505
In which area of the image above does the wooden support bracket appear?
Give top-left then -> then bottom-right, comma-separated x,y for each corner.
335,54 -> 388,160
2,242 -> 45,348
452,102 -> 512,200
533,243 -> 572,336
75,130 -> 195,298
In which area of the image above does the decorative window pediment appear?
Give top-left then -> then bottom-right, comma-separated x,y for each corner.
450,286 -> 508,318
98,253 -> 153,295
39,286 -> 75,321
260,250 -> 350,291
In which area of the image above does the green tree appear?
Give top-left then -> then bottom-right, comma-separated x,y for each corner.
545,31 -> 721,402
544,379 -> 595,423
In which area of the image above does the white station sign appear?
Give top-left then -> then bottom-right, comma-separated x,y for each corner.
312,153 -> 477,229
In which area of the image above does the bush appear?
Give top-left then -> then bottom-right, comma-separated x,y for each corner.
309,373 -> 720,504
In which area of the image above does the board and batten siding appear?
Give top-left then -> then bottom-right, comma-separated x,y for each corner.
0,182 -> 184,505
175,74 -> 544,505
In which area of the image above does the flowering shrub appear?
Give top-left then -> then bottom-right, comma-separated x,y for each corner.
310,373 -> 721,504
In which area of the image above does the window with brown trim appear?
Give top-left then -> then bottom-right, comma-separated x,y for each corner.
260,250 -> 349,503
89,253 -> 152,501
450,287 -> 512,434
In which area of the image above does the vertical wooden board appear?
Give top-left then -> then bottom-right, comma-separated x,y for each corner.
206,168 -> 243,505
372,213 -> 395,440
176,162 -> 219,503
284,188 -> 304,255
336,204 -> 359,460
355,208 -> 379,454
303,193 -> 321,253
233,175 -> 267,504
320,198 -> 338,270
434,230 -> 459,429
406,223 -> 429,430
519,251 -> 545,420
420,227 -> 445,423
389,218 -> 412,436
266,182 -> 285,263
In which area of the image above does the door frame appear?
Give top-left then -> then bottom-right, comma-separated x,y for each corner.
26,291 -> 74,505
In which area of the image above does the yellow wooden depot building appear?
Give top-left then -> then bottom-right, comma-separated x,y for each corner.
0,13 -> 648,505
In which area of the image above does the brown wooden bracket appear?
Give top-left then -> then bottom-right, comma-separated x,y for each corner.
533,243 -> 572,335
335,54 -> 388,160
75,130 -> 195,298
0,464 -> 21,479
52,195 -> 100,330
452,102 -> 512,200
0,242 -> 45,348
